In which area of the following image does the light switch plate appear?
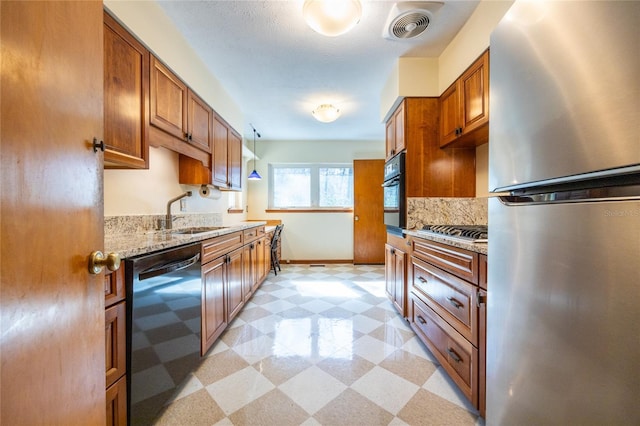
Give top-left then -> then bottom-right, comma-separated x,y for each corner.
180,198 -> 187,212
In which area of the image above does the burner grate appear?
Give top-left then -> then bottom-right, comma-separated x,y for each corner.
420,225 -> 488,242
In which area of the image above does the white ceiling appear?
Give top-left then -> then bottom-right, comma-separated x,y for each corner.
156,0 -> 480,141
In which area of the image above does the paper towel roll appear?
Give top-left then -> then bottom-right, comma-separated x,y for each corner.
199,185 -> 222,200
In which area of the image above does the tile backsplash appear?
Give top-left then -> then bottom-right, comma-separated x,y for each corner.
407,197 -> 488,230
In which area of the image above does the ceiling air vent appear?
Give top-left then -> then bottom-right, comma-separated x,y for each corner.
383,2 -> 444,40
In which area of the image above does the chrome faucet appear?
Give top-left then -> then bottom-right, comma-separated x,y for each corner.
165,191 -> 192,230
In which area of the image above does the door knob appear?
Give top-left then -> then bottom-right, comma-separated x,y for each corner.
89,251 -> 121,274
354,215 -> 359,221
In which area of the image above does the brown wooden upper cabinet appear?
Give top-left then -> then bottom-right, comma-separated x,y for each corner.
440,50 -> 489,148
149,56 -> 212,159
103,11 -> 149,169
385,100 -> 405,160
212,114 -> 242,190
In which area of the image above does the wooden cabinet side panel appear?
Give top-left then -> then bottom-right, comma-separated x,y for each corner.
150,56 -> 187,140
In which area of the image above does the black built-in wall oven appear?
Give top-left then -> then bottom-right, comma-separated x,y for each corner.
382,152 -> 406,234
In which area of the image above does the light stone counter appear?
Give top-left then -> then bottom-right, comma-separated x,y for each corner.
403,229 -> 488,255
105,215 -> 266,258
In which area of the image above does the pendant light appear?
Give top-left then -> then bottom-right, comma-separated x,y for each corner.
248,124 -> 261,181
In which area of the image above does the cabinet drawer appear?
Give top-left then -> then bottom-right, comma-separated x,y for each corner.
243,226 -> 264,243
104,266 -> 125,308
106,375 -> 127,426
412,238 -> 478,284
411,296 -> 478,406
411,256 -> 478,346
105,301 -> 126,388
202,231 -> 242,264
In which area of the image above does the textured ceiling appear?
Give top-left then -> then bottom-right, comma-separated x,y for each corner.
156,0 -> 480,141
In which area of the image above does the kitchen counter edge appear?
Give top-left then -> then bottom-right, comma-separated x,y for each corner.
106,222 -> 268,259
403,229 -> 488,255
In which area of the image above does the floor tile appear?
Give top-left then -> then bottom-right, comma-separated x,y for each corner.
351,366 -> 420,415
148,264 -> 481,425
205,366 -> 275,415
279,365 -> 347,415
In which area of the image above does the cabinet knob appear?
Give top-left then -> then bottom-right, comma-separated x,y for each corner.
417,315 -> 427,324
88,251 -> 121,274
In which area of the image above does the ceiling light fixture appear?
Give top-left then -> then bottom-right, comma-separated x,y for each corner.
312,104 -> 341,123
248,124 -> 261,181
302,0 -> 362,37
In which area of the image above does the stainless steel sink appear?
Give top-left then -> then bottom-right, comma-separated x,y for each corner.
170,226 -> 227,235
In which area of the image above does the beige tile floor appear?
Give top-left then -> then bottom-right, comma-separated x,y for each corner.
152,264 -> 483,426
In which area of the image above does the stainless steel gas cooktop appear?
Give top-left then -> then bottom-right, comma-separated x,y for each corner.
418,225 -> 488,243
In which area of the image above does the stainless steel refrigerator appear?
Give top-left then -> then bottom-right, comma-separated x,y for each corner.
487,1 -> 640,424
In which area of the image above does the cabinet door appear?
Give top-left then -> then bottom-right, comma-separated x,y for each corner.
150,56 -> 187,140
228,129 -> 243,190
242,244 -> 254,302
106,376 -> 127,426
254,238 -> 267,290
187,89 -> 213,153
104,266 -> 125,308
212,115 -> 229,188
202,257 -> 227,355
393,102 -> 405,154
384,244 -> 395,299
460,50 -> 489,135
227,249 -> 244,322
103,12 -> 149,169
439,82 -> 461,147
392,247 -> 406,315
385,118 -> 395,160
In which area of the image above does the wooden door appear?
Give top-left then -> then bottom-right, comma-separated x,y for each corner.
212,115 -> 229,188
353,160 -> 386,264
150,55 -> 188,140
1,1 -> 105,424
187,89 -> 213,153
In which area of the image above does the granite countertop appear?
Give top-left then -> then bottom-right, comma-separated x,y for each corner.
404,229 -> 488,255
106,221 -> 267,259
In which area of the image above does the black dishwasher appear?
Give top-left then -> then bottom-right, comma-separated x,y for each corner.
125,242 -> 202,425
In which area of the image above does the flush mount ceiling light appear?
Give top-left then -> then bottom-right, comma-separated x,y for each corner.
303,0 -> 362,37
248,124 -> 261,180
312,104 -> 341,123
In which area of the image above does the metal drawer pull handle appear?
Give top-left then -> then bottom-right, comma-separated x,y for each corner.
418,276 -> 427,283
447,297 -> 463,309
447,348 -> 462,363
417,315 -> 427,324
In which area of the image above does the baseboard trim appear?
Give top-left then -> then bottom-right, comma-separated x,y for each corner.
286,259 -> 353,265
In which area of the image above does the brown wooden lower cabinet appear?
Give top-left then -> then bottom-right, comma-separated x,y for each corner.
106,376 -> 127,426
408,236 -> 487,417
384,233 -> 410,318
105,267 -> 127,426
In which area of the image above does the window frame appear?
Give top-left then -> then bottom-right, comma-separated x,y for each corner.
268,162 -> 354,211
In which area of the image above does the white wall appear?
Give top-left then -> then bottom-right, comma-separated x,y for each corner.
246,139 -> 384,262
103,1 -> 248,222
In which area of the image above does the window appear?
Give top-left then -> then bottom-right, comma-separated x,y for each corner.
269,163 -> 353,209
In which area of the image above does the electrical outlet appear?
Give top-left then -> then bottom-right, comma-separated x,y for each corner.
180,198 -> 187,212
